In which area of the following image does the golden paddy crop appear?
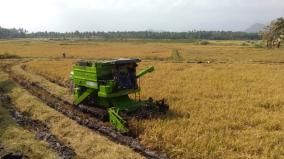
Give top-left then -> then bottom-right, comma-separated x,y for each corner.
2,40 -> 284,158
24,61 -> 284,158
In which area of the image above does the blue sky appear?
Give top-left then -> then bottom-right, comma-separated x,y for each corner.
0,0 -> 283,32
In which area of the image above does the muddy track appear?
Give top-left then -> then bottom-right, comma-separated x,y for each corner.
0,142 -> 27,159
4,62 -> 168,159
0,89 -> 76,159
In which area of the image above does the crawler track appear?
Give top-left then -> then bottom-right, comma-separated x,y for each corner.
4,62 -> 168,159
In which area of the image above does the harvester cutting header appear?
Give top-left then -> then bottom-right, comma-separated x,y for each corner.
70,58 -> 169,132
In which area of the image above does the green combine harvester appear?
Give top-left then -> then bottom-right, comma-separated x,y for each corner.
70,58 -> 169,132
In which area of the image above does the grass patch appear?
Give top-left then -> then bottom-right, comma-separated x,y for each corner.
0,53 -> 21,59
143,56 -> 165,61
253,41 -> 264,48
168,49 -> 184,62
199,40 -> 210,45
241,42 -> 249,46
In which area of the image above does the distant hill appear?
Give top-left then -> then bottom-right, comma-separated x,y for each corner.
245,23 -> 266,33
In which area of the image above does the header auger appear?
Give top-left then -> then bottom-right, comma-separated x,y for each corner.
70,58 -> 169,132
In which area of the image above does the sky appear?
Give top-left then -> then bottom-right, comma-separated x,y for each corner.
0,0 -> 283,32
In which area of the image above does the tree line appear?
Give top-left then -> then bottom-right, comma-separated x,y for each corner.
0,27 -> 260,40
27,31 -> 260,40
1,17 -> 283,45
0,27 -> 27,38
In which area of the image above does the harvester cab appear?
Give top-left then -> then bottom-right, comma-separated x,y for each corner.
70,58 -> 168,132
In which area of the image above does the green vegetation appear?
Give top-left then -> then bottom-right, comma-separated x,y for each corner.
0,27 -> 26,39
0,53 -> 21,59
199,40 -> 210,45
28,31 -> 260,40
262,17 -> 284,48
168,49 -> 184,61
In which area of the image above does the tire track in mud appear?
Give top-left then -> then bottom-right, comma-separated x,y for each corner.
4,62 -> 168,159
0,88 -> 76,159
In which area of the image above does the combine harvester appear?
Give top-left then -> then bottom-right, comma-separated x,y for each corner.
70,58 -> 169,132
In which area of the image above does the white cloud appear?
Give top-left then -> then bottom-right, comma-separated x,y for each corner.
0,0 -> 283,32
